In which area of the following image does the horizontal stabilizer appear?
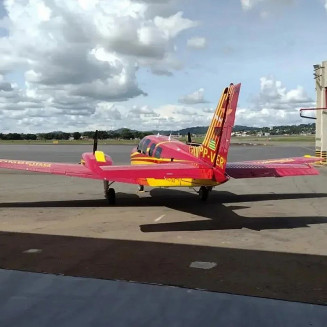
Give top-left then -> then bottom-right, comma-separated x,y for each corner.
226,157 -> 321,179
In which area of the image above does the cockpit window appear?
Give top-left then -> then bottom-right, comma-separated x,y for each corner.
154,146 -> 162,159
137,139 -> 144,153
149,143 -> 156,156
142,139 -> 151,154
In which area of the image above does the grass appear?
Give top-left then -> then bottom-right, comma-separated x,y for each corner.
232,135 -> 315,143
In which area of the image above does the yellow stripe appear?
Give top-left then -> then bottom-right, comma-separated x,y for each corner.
131,157 -> 191,164
204,90 -> 228,146
131,152 -> 139,157
131,161 -> 156,165
146,178 -> 219,187
208,90 -> 227,143
155,140 -> 171,147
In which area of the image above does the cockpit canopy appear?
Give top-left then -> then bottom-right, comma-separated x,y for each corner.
137,138 -> 162,158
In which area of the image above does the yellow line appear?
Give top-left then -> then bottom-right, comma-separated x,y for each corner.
204,89 -> 228,146
131,160 -> 156,165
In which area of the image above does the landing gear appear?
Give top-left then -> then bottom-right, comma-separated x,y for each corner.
104,180 -> 116,205
106,188 -> 116,205
138,185 -> 144,192
199,186 -> 210,201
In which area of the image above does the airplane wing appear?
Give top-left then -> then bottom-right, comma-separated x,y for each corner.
0,159 -> 103,179
0,158 -> 212,184
225,157 -> 321,179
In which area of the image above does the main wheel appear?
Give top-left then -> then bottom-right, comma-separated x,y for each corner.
105,188 -> 116,205
199,186 -> 209,201
138,185 -> 144,192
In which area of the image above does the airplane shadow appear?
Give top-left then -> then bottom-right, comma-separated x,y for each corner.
138,189 -> 327,232
1,230 -> 327,305
1,189 -> 327,232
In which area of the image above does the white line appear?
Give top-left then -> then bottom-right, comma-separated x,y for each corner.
23,249 -> 42,254
190,261 -> 217,270
155,214 -> 165,222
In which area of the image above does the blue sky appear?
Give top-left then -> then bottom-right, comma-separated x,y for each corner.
0,0 -> 326,132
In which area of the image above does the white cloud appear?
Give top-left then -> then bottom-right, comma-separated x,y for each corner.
256,76 -> 313,108
179,88 -> 208,104
235,107 -> 303,127
128,105 -> 159,118
187,37 -> 206,49
150,104 -> 210,130
235,76 -> 314,127
154,12 -> 198,39
0,0 -> 199,132
240,0 -> 294,13
241,0 -> 264,10
325,0 -> 327,11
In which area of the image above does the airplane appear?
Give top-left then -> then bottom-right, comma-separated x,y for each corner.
0,83 -> 322,204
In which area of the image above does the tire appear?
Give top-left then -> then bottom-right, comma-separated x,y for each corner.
106,188 -> 116,205
199,186 -> 209,201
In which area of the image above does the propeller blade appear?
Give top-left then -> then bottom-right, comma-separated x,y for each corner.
187,132 -> 192,144
93,130 -> 98,154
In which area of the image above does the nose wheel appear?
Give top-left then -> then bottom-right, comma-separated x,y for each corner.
104,180 -> 116,205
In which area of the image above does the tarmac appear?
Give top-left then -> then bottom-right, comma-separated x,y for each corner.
0,143 -> 327,325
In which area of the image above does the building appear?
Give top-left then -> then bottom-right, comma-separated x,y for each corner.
314,61 -> 327,162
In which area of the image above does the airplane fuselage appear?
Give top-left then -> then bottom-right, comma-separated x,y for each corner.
130,135 -> 221,187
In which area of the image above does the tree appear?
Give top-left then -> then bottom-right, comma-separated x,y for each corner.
25,134 -> 37,140
73,132 -> 81,140
120,128 -> 134,139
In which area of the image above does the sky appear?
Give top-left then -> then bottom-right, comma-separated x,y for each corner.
0,0 -> 327,133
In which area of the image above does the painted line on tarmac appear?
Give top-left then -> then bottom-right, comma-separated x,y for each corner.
154,214 -> 165,222
23,249 -> 42,254
190,261 -> 217,270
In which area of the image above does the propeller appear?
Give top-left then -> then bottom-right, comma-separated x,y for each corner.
187,132 -> 192,144
186,132 -> 201,147
93,130 -> 98,154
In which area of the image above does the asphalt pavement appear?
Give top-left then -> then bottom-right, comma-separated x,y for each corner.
0,143 -> 326,325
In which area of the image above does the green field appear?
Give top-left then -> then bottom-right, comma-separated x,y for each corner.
231,135 -> 315,144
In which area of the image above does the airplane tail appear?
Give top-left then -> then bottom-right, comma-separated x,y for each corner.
198,83 -> 241,171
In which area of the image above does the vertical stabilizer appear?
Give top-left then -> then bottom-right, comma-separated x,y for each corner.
197,83 -> 241,171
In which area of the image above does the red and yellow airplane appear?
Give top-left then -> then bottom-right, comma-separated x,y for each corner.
0,83 -> 321,204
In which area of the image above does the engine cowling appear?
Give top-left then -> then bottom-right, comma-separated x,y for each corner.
81,152 -> 113,170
